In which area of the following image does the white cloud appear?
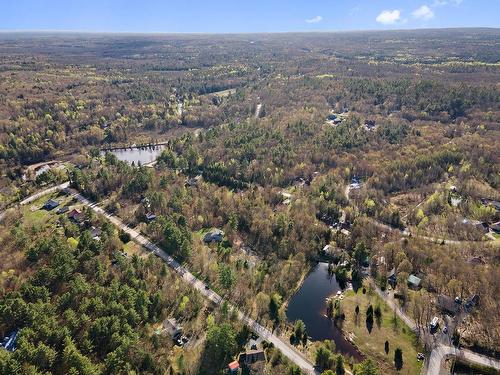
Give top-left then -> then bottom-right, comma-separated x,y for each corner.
412,5 -> 435,20
433,0 -> 463,6
376,10 -> 401,25
305,16 -> 323,24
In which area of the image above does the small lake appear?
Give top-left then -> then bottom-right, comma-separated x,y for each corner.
103,145 -> 166,165
287,262 -> 364,361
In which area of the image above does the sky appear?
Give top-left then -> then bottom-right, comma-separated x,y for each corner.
1,0 -> 499,33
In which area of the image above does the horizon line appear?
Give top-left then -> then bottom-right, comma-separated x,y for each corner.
0,26 -> 498,36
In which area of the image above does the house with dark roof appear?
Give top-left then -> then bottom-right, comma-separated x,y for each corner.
387,268 -> 397,287
203,228 -> 224,243
43,199 -> 59,210
437,294 -> 460,316
238,349 -> 266,365
465,294 -> 479,311
56,206 -> 69,214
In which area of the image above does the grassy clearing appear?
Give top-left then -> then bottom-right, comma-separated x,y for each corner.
315,74 -> 335,79
123,240 -> 146,258
339,285 -> 423,375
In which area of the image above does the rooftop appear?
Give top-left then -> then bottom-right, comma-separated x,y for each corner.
408,274 -> 422,287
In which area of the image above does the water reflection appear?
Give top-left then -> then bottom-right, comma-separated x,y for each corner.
103,145 -> 166,165
287,262 -> 364,362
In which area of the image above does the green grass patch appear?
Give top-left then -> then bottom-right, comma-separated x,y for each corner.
339,287 -> 423,375
315,74 -> 335,79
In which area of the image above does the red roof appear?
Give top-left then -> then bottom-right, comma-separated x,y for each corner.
228,361 -> 239,371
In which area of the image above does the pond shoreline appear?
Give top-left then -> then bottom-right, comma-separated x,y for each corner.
286,262 -> 365,362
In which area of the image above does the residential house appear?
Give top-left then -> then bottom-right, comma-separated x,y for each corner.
228,361 -> 240,373
238,349 -> 266,365
437,294 -> 460,316
43,199 -> 59,210
203,228 -> 224,243
163,318 -> 183,339
185,175 -> 202,187
90,226 -> 102,240
465,294 -> 479,310
481,198 -> 500,212
462,219 -> 489,233
68,209 -> 85,224
145,212 -> 157,222
407,274 -> 422,290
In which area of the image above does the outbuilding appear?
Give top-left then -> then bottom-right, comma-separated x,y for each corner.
43,199 -> 59,210
407,274 -> 422,290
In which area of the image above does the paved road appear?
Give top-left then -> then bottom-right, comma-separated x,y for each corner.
369,218 -> 463,245
69,189 -> 318,374
19,181 -> 70,206
0,181 -> 70,223
427,345 -> 500,375
371,280 -> 500,375
371,281 -> 417,331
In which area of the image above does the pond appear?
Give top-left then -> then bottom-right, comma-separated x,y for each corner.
103,145 -> 166,165
287,262 -> 364,361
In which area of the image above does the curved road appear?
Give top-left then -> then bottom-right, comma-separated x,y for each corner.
428,345 -> 500,375
371,281 -> 500,375
0,181 -> 70,223
344,184 -> 481,246
69,190 -> 318,375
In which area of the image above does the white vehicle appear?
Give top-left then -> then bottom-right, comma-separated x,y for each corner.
430,316 -> 439,331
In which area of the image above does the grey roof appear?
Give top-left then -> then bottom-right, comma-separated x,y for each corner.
408,274 -> 422,287
437,294 -> 459,315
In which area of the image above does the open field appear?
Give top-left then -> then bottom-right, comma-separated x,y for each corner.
340,287 -> 423,375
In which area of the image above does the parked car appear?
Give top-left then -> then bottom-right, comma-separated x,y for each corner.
430,316 -> 439,332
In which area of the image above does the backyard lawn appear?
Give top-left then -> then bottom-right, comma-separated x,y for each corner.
339,284 -> 423,375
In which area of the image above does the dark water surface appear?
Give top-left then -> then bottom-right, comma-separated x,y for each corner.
286,262 -> 364,361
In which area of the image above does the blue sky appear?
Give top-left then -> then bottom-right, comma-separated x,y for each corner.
2,0 -> 499,33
